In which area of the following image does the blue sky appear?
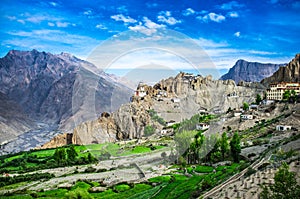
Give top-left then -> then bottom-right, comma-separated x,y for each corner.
0,0 -> 300,71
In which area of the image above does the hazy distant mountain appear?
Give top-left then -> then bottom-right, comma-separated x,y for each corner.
261,53 -> 300,86
0,50 -> 132,148
220,59 -> 285,84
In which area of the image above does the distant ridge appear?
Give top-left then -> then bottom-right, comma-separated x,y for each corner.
220,59 -> 285,84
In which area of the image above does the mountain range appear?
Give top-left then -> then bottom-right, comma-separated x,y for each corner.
0,50 -> 132,152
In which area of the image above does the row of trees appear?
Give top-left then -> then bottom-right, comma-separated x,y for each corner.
0,172 -> 54,187
53,146 -> 97,166
174,130 -> 241,165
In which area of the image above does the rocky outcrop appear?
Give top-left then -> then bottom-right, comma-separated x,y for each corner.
261,53 -> 300,86
220,59 -> 285,84
37,133 -> 73,149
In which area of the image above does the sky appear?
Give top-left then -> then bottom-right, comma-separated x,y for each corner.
0,0 -> 300,73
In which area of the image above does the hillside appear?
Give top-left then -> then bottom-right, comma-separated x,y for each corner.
220,59 -> 285,84
261,53 -> 300,86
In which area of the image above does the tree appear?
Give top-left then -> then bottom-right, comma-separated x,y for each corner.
66,145 -> 78,162
53,148 -> 66,165
144,125 -> 155,137
243,102 -> 249,111
174,130 -> 197,156
230,132 -> 241,162
261,162 -> 300,199
283,90 -> 291,101
256,94 -> 262,105
220,132 -> 229,161
87,152 -> 97,163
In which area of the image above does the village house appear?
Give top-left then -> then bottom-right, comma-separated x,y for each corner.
171,98 -> 180,103
261,99 -> 274,105
233,111 -> 242,117
196,123 -> 210,130
227,92 -> 238,97
241,114 -> 253,120
198,107 -> 208,114
266,82 -> 300,101
276,125 -> 292,131
161,127 -> 174,135
250,104 -> 258,110
166,120 -> 177,127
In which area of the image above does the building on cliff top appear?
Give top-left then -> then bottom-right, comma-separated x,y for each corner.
196,123 -> 210,130
266,82 -> 300,101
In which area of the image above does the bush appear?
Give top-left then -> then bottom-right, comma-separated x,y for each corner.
114,184 -> 131,192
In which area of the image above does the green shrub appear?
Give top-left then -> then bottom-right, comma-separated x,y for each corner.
194,165 -> 214,173
113,184 -> 131,192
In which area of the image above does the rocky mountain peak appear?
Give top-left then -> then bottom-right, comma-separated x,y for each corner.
220,59 -> 285,84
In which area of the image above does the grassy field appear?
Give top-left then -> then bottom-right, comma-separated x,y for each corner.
0,162 -> 241,199
0,142 -> 166,173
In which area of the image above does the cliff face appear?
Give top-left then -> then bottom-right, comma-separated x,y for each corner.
220,59 -> 285,84
261,54 -> 300,86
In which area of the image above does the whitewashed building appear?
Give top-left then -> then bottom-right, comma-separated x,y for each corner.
241,114 -> 253,120
196,123 -> 210,130
276,125 -> 292,131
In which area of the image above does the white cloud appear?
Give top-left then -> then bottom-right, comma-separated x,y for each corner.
218,1 -> 245,10
200,13 -> 226,23
83,10 -> 93,16
48,22 -> 55,27
111,14 -> 137,23
26,16 -> 48,23
195,38 -> 228,48
157,11 -> 181,25
182,8 -> 196,16
56,21 -> 69,27
234,31 -> 240,37
95,24 -> 107,30
4,29 -> 100,58
6,16 -> 16,20
143,17 -> 165,29
129,17 -> 165,35
17,19 -> 25,24
228,11 -> 239,18
49,2 -> 58,7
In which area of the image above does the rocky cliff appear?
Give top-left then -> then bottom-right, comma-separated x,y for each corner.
41,72 -> 265,148
261,53 -> 300,86
220,59 -> 285,84
0,50 -> 132,152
